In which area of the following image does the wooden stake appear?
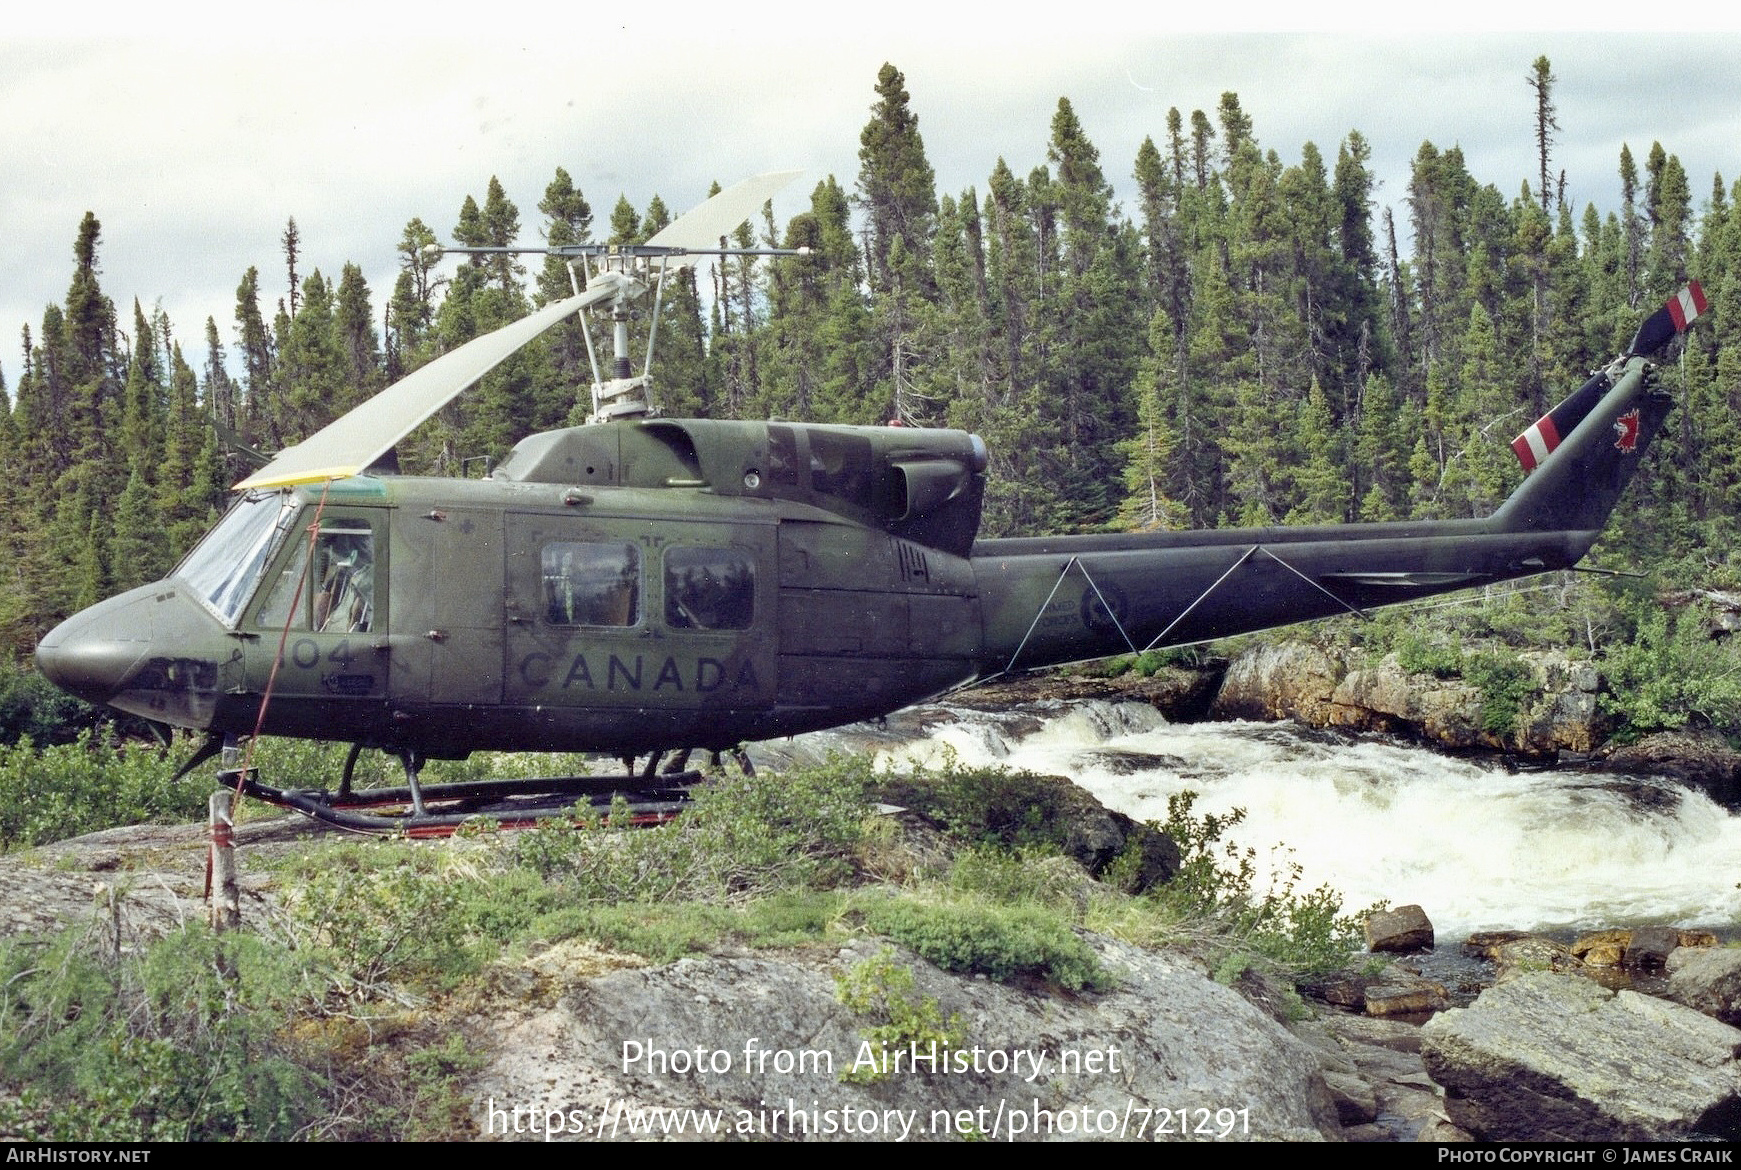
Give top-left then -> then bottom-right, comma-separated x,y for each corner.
208,789 -> 240,932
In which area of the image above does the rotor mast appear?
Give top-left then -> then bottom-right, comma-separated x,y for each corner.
448,171 -> 807,424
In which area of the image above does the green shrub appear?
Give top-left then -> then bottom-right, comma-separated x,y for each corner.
1152,791 -> 1364,978
0,660 -> 103,746
870,760 -> 1091,856
509,757 -> 873,903
835,949 -> 963,1083
946,846 -> 1091,918
1600,601 -> 1741,738
857,896 -> 1111,991
1462,651 -> 1537,737
534,892 -> 848,962
0,733 -> 208,850
0,925 -> 322,1141
279,844 -> 481,1001
1394,632 -> 1464,679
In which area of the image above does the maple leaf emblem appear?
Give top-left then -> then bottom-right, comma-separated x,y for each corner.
1613,409 -> 1641,453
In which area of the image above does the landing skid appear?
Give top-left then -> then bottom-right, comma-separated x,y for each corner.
224,770 -> 696,836
208,742 -> 754,837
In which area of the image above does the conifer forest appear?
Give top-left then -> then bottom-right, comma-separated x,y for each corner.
5,58 -> 1739,728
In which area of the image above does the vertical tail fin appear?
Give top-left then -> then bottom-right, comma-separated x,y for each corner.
1491,358 -> 1672,534
1494,282 -> 1704,536
1510,281 -> 1705,475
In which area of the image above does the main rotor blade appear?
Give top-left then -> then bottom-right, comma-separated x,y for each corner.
645,171 -> 801,251
234,285 -> 611,490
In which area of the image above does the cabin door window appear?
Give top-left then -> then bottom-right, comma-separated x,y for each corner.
254,524 -> 376,634
541,542 -> 641,627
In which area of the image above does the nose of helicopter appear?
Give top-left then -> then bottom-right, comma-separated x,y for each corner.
37,583 -> 233,729
35,588 -> 160,704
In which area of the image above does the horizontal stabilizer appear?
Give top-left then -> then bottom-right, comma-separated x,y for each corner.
1492,357 -> 1672,535
1319,571 -> 1490,588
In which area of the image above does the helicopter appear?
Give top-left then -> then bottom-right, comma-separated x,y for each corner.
34,172 -> 1708,831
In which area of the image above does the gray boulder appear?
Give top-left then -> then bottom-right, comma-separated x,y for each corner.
1421,972 -> 1741,1140
1666,947 -> 1741,1027
469,938 -> 1342,1141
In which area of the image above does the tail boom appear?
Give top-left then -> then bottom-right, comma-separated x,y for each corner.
970,352 -> 1673,676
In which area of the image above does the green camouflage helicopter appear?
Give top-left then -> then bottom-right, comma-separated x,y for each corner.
34,174 -> 1708,831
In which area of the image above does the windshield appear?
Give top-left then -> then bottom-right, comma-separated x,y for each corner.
176,492 -> 303,624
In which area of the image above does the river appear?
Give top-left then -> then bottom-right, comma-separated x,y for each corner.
775,698 -> 1741,940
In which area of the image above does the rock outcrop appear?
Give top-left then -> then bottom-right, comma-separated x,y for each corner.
1210,644 -> 1609,756
1365,905 -> 1434,954
1600,729 -> 1741,807
1421,972 -> 1741,1140
471,937 -> 1342,1142
1666,947 -> 1741,1027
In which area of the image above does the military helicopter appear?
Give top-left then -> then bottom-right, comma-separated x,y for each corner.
34,172 -> 1708,831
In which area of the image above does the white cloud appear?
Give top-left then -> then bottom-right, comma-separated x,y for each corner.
2,25 -> 1737,387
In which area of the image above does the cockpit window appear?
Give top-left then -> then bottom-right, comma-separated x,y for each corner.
313,529 -> 375,633
176,492 -> 301,624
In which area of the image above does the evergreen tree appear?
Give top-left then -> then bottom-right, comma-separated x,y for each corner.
857,63 -> 938,295
531,168 -> 595,420
1117,308 -> 1185,531
480,176 -> 525,293
1040,98 -> 1146,528
649,196 -> 716,421
233,266 -> 274,445
761,177 -> 873,422
110,462 -> 170,591
202,317 -> 237,432
1286,381 -> 1349,523
333,263 -> 381,411
1645,144 -> 1693,296
1528,56 -> 1559,216
428,181 -> 537,469
932,187 -> 994,427
276,269 -> 345,442
1620,144 -> 1646,309
1353,373 -> 1408,520
536,167 -> 593,304
62,214 -> 122,471
386,217 -> 444,379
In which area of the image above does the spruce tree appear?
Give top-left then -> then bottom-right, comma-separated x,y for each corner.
1117,308 -> 1185,531
334,263 -> 381,409
62,214 -> 122,472
857,63 -> 938,295
277,269 -> 345,443
1528,57 -> 1559,216
387,217 -> 444,379
233,266 -> 274,445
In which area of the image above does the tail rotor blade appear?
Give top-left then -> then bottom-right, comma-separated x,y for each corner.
1627,280 -> 1708,357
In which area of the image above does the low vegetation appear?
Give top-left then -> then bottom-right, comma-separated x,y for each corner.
0,750 -> 1368,1140
1289,576 -> 1741,745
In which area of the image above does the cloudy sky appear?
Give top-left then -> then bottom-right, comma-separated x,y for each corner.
3,3 -> 1739,389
